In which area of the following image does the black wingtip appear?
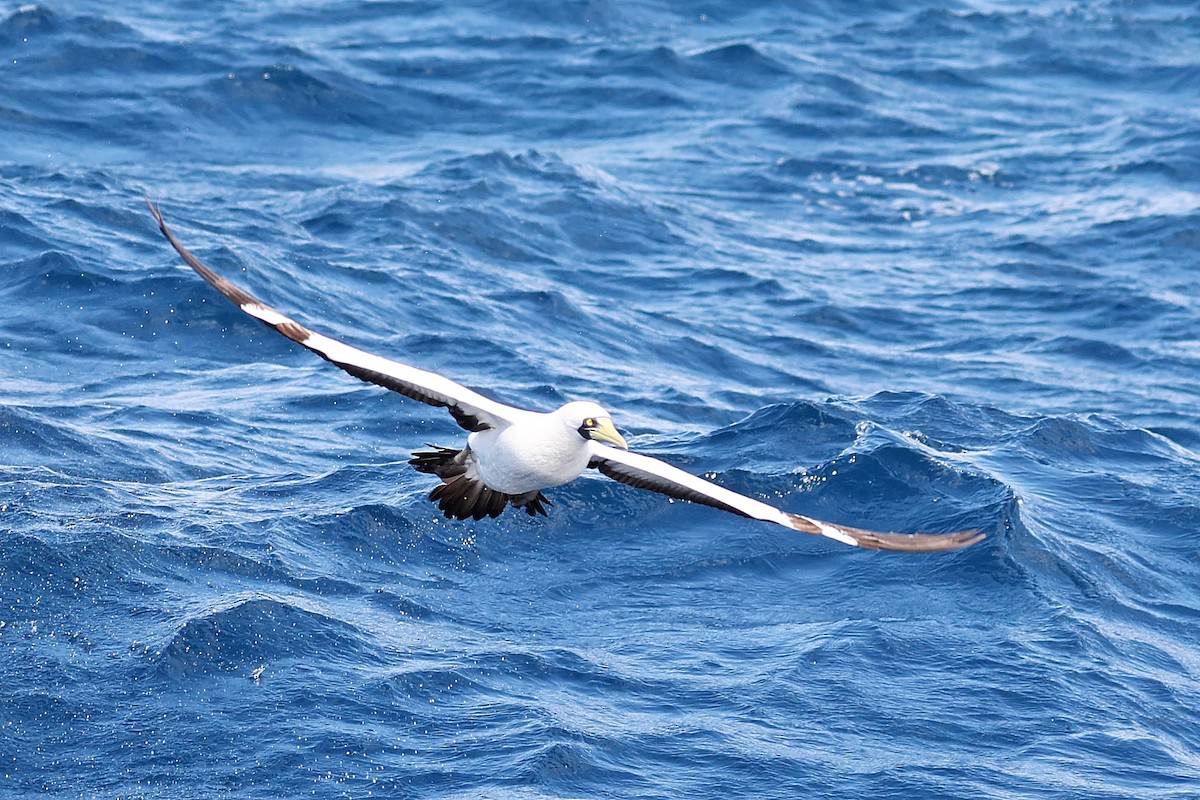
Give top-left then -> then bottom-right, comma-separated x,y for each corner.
851,528 -> 986,553
145,197 -> 165,231
791,514 -> 987,553
144,200 -> 269,314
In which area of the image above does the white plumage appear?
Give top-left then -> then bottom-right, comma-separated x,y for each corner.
470,402 -> 615,494
148,200 -> 984,553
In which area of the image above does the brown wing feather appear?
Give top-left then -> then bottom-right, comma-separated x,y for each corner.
147,199 -> 501,433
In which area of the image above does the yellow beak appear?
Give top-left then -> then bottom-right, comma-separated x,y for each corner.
589,417 -> 629,450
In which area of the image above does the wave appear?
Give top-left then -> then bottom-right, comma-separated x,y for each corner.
151,596 -> 377,681
3,1 -> 1199,797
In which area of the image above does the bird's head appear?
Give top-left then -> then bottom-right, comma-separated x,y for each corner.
559,401 -> 629,450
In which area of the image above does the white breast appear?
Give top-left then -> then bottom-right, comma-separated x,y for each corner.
470,413 -> 593,495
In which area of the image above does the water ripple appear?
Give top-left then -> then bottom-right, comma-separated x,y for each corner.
1,1 -> 1198,797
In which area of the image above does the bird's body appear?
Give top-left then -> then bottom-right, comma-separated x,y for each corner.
147,200 -> 984,553
412,401 -> 625,520
472,402 -> 612,495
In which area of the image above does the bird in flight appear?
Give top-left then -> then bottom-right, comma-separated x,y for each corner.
147,201 -> 984,553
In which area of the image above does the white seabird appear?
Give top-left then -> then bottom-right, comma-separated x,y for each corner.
148,201 -> 984,553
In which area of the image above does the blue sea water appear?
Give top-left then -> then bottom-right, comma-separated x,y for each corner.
2,0 -> 1199,797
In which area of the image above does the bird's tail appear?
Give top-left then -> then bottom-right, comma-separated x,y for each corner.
409,445 -> 552,520
409,445 -> 466,477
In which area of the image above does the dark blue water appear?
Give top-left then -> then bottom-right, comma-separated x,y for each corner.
3,1 -> 1199,797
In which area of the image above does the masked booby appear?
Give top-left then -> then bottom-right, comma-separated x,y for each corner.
147,201 -> 983,553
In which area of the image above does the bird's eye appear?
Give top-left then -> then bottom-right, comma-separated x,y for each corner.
583,418 -> 596,428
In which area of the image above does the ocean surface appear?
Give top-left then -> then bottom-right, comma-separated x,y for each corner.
2,1 -> 1199,797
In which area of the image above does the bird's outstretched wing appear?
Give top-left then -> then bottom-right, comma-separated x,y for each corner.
587,442 -> 984,552
147,200 -> 518,432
